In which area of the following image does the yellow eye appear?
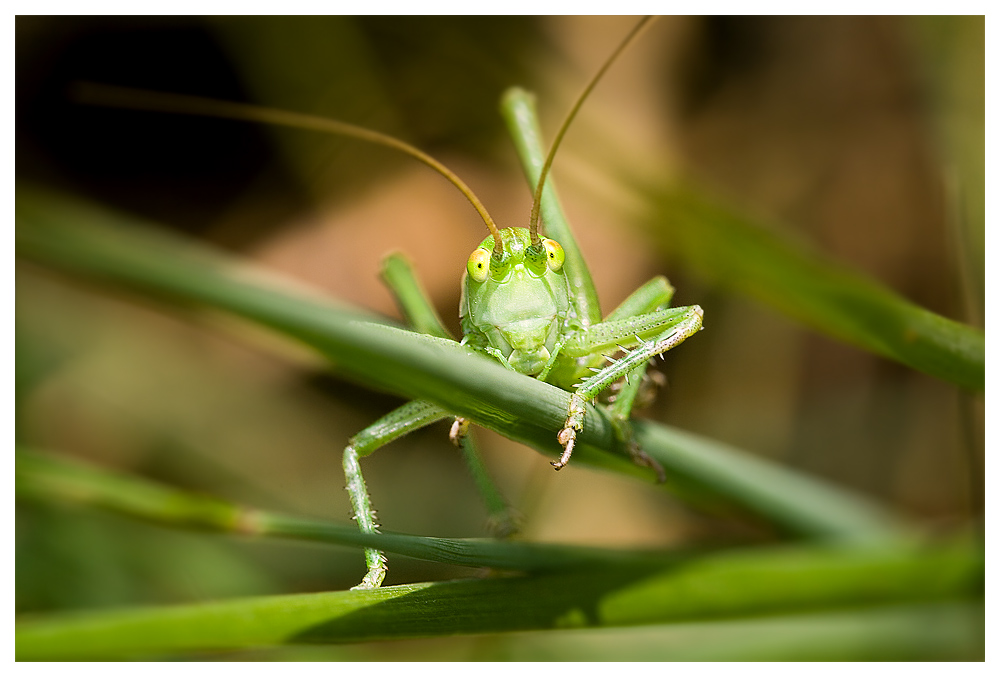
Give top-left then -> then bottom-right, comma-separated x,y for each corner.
467,248 -> 490,282
542,238 -> 565,271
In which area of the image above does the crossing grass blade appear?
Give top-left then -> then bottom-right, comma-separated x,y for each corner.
16,186 -> 903,542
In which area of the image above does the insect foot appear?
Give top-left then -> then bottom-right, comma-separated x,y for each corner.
449,417 -> 470,446
553,393 -> 588,470
351,554 -> 388,590
553,428 -> 576,470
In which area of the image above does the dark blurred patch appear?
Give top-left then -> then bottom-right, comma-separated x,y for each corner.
17,17 -> 282,238
673,16 -> 771,118
16,16 -> 545,247
354,16 -> 544,150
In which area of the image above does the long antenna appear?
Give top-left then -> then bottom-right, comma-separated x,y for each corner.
527,16 -> 657,245
72,82 -> 506,259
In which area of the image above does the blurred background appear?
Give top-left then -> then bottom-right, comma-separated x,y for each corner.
16,16 -> 983,658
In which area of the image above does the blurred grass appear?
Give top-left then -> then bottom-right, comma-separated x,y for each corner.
646,185 -> 983,390
910,16 -> 984,324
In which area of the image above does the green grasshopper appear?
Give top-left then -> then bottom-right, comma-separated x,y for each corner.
339,18 -> 703,588
80,17 -> 704,589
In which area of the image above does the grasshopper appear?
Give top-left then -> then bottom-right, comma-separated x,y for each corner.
79,17 -> 704,589
340,17 -> 703,588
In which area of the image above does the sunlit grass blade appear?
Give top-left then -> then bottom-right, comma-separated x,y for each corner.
16,186 -> 902,542
16,538 -> 982,659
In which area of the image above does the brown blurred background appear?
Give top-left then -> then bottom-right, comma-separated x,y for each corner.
16,16 -> 983,615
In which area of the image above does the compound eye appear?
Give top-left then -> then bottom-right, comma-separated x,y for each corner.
467,248 -> 490,282
542,238 -> 565,271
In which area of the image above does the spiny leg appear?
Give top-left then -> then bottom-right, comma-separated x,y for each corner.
344,400 -> 447,589
554,304 -> 704,471
605,361 -> 666,482
553,276 -> 674,476
598,276 -> 675,481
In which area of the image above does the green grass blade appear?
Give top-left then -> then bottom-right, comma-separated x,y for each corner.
16,540 -> 982,659
648,185 -> 984,390
380,252 -> 453,340
16,186 -> 902,542
475,603 -> 984,661
15,448 -> 684,573
634,423 -> 904,543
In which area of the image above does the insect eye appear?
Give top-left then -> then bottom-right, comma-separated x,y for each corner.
467,248 -> 491,282
542,238 -> 565,271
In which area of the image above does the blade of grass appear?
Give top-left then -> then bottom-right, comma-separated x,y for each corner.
648,185 -> 984,391
15,448 -> 686,573
633,423 -> 903,543
16,186 -> 902,542
16,538 -> 982,659
475,603 -> 984,661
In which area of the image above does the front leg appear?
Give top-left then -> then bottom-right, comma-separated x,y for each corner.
553,392 -> 588,470
553,304 -> 704,472
344,400 -> 448,588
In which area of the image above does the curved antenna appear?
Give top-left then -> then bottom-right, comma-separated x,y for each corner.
72,82 -> 506,259
527,16 -> 657,245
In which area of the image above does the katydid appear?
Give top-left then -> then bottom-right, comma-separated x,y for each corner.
77,17 -> 704,590
345,18 -> 703,588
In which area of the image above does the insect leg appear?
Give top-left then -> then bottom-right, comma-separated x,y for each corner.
536,339 -> 565,382
554,304 -> 704,471
600,276 -> 677,481
604,362 -> 665,482
344,400 -> 449,588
